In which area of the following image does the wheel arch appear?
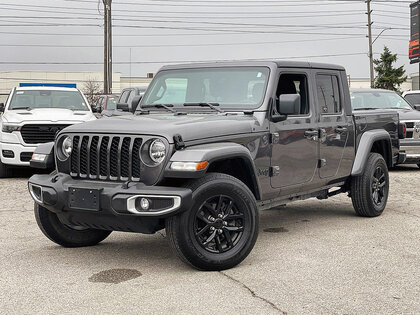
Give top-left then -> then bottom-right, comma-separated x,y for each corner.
165,142 -> 261,200
351,129 -> 392,176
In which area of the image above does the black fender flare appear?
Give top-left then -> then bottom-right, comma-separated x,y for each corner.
164,142 -> 261,198
351,129 -> 391,176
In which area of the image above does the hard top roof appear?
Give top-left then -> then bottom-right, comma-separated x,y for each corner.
159,60 -> 345,71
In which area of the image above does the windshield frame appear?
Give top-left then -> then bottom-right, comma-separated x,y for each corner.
139,66 -> 271,112
350,90 -> 413,111
7,89 -> 90,111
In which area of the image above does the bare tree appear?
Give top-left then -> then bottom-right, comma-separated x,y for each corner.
83,78 -> 103,105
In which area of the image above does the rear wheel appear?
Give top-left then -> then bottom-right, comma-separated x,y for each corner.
34,203 -> 112,247
351,153 -> 389,217
166,173 -> 259,271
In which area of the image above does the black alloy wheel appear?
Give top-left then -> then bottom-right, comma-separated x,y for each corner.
371,166 -> 387,208
194,195 -> 244,254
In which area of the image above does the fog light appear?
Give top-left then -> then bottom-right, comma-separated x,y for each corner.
140,198 -> 150,210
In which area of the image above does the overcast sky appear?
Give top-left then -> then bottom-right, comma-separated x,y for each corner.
0,0 -> 415,78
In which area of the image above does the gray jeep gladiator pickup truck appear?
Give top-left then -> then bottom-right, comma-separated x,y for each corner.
28,61 -> 405,271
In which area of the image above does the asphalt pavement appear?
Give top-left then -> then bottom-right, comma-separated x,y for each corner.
1,166 -> 419,314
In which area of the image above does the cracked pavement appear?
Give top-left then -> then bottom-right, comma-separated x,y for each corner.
1,166 -> 419,314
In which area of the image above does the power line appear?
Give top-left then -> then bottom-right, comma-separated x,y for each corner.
0,53 -> 371,65
0,35 -> 366,49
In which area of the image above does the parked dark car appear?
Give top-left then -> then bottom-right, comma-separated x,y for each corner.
351,88 -> 420,167
94,94 -> 119,117
115,87 -> 147,114
29,61 -> 405,271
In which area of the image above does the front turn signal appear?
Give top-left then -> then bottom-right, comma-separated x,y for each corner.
170,161 -> 209,171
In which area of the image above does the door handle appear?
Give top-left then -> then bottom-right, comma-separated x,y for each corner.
335,126 -> 348,133
304,129 -> 318,138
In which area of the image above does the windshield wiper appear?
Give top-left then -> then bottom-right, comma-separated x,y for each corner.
141,104 -> 177,113
183,102 -> 224,113
11,107 -> 32,111
353,107 -> 380,111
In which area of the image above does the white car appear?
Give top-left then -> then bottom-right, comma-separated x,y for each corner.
402,90 -> 420,109
0,86 -> 96,177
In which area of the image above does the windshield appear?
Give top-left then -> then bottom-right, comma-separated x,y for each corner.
404,93 -> 420,106
106,96 -> 118,110
141,67 -> 270,110
9,90 -> 89,111
351,91 -> 412,110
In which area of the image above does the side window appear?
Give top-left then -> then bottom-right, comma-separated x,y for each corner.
119,90 -> 130,103
276,73 -> 309,115
316,74 -> 341,114
126,90 -> 136,106
98,97 -> 104,109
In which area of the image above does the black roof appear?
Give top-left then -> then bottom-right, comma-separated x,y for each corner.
160,60 -> 345,71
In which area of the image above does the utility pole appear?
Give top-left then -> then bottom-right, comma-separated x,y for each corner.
103,0 -> 112,94
366,0 -> 374,88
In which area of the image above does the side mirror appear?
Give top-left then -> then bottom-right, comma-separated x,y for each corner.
131,95 -> 142,113
414,104 -> 420,111
271,94 -> 301,122
116,102 -> 129,112
0,103 -> 4,113
91,106 -> 98,113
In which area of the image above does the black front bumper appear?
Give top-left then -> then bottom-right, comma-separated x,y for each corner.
28,173 -> 192,234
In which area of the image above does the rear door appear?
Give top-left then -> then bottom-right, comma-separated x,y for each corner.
315,72 -> 352,179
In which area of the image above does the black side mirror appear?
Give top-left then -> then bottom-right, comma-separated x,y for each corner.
131,95 -> 142,113
0,103 -> 4,113
116,102 -> 129,112
271,94 -> 301,122
414,104 -> 420,111
91,106 -> 98,113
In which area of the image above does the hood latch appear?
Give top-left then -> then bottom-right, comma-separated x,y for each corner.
173,134 -> 185,150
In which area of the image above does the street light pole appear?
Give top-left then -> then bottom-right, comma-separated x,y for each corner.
103,0 -> 112,94
366,0 -> 375,88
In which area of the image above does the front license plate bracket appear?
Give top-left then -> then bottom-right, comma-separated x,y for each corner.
68,187 -> 101,211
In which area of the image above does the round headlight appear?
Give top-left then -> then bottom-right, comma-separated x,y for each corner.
61,136 -> 73,158
149,139 -> 166,164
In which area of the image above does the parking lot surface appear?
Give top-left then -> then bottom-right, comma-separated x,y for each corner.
1,166 -> 419,314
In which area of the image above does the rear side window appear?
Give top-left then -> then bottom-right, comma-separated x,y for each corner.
316,75 -> 341,114
119,90 -> 130,103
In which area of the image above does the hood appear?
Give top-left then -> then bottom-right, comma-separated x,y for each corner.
392,108 -> 420,121
62,113 -> 260,143
3,108 -> 96,124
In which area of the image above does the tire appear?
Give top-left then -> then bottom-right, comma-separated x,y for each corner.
351,153 -> 389,217
417,164 -> 420,169
166,173 -> 259,271
34,203 -> 112,247
0,160 -> 11,178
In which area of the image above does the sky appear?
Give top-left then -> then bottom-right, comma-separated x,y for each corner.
0,0 -> 415,79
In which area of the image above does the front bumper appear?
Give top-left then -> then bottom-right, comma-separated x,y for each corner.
28,173 -> 192,233
0,141 -> 37,166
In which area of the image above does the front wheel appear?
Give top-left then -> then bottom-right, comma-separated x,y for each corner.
351,153 -> 389,217
0,160 -> 11,178
166,173 -> 259,271
34,204 -> 112,247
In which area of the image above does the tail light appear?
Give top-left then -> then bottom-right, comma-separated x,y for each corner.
398,123 -> 406,139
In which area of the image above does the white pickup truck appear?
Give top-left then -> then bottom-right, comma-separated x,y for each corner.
0,85 -> 96,177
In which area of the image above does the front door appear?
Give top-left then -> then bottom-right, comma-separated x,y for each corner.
270,71 -> 319,189
315,72 -> 351,179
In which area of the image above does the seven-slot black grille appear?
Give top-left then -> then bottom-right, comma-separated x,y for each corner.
21,124 -> 70,144
70,135 -> 143,181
